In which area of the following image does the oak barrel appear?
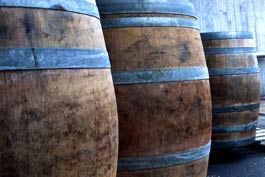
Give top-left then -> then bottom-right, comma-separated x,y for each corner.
201,32 -> 260,149
97,0 -> 212,176
0,1 -> 118,177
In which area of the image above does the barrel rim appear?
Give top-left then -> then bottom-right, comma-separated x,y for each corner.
96,0 -> 197,18
204,47 -> 257,55
0,0 -> 100,19
212,137 -> 256,149
101,17 -> 199,29
201,31 -> 254,40
213,102 -> 260,113
212,121 -> 258,133
112,67 -> 209,85
0,48 -> 111,71
118,141 -> 211,171
208,67 -> 260,76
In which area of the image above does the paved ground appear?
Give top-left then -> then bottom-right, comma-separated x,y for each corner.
259,100 -> 265,115
207,112 -> 265,177
258,115 -> 265,128
207,143 -> 265,177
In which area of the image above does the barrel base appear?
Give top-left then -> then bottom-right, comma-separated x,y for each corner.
117,156 -> 209,177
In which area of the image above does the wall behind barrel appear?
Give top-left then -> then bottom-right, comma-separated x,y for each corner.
188,0 -> 265,52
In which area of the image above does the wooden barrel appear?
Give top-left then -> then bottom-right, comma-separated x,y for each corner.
201,32 -> 260,149
0,1 -> 118,177
97,0 -> 212,176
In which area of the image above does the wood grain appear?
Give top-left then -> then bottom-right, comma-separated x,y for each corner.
100,1 -> 212,176
212,130 -> 256,141
104,28 -> 205,72
202,34 -> 260,148
213,109 -> 259,127
210,74 -> 260,106
0,69 -> 118,177
0,6 -> 118,177
206,54 -> 258,69
116,80 -> 211,158
0,8 -> 105,49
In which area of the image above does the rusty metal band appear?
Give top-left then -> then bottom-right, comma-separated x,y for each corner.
118,141 -> 211,171
212,137 -> 256,149
97,0 -> 196,18
0,0 -> 100,18
213,103 -> 260,113
204,47 -> 256,55
201,32 -> 254,40
0,48 -> 110,70
101,17 -> 199,29
209,67 -> 260,76
112,67 -> 209,85
212,121 -> 258,133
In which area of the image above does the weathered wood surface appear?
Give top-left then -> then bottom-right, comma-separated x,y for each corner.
0,3 -> 118,177
202,33 -> 260,148
188,0 -> 265,52
115,80 -> 211,157
104,28 -> 206,72
0,69 -> 118,177
98,0 -> 212,176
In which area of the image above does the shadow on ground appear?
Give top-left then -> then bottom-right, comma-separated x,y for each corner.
207,143 -> 265,177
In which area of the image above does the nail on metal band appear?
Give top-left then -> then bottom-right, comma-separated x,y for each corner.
204,47 -> 256,55
118,141 -> 211,171
212,121 -> 258,133
0,0 -> 100,18
212,137 -> 255,149
0,48 -> 110,71
209,67 -> 260,76
112,67 -> 209,85
102,17 -> 199,29
213,103 -> 260,113
204,47 -> 257,55
201,32 -> 254,40
97,0 -> 196,18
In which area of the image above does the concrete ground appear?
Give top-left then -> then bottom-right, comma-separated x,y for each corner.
207,110 -> 265,177
207,143 -> 265,177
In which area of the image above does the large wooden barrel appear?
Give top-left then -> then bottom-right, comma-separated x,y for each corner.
201,32 -> 260,149
0,1 -> 118,177
97,0 -> 212,176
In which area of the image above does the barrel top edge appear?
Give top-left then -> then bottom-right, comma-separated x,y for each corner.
96,0 -> 197,18
201,31 -> 254,40
0,0 -> 100,19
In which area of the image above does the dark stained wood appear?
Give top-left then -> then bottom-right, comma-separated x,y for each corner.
210,74 -> 260,106
116,80 -> 211,157
212,130 -> 256,141
0,8 -> 105,48
100,1 -> 212,176
213,109 -> 259,127
0,4 -> 118,177
202,35 -> 260,148
0,70 -> 118,177
104,28 -> 206,72
206,54 -> 258,69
